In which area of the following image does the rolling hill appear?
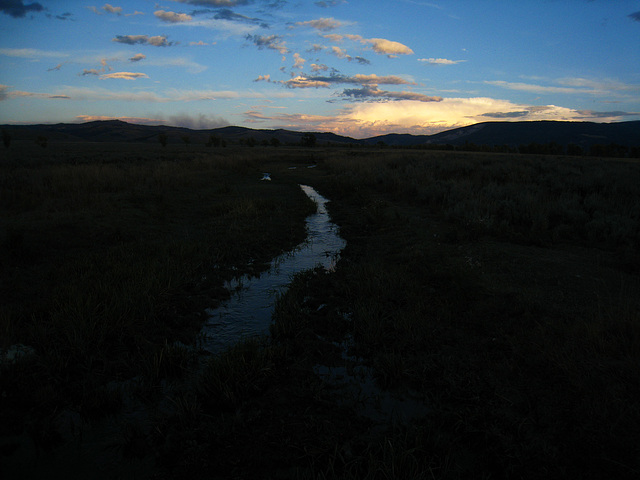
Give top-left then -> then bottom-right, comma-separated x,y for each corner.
1,119 -> 639,150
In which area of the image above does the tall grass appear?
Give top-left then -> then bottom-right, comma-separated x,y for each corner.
0,147 -> 316,426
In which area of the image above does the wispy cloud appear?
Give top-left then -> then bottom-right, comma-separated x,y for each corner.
0,48 -> 70,59
52,86 -> 293,103
629,11 -> 640,22
314,0 -> 346,7
214,8 -> 268,27
174,0 -> 252,6
103,4 -> 122,15
419,57 -> 465,65
340,86 -> 442,102
112,35 -> 175,47
0,84 -> 69,101
486,78 -> 640,97
129,53 -> 146,62
294,17 -> 342,31
281,73 -> 416,88
246,34 -> 288,54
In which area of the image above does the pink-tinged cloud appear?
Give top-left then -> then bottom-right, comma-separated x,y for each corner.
99,72 -> 149,80
0,84 -> 69,101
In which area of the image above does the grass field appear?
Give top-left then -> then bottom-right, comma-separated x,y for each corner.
1,142 -> 639,478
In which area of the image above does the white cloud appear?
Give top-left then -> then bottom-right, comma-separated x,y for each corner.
260,97 -> 627,138
366,38 -> 414,56
419,58 -> 466,65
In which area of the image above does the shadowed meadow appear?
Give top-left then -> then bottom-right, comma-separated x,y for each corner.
1,141 -> 640,479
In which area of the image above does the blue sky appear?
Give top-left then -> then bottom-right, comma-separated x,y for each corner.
1,0 -> 639,138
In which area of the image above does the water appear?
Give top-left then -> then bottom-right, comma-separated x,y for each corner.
201,184 -> 346,353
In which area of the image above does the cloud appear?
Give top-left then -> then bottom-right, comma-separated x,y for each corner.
324,33 -> 414,57
80,112 -> 231,130
48,12 -> 73,21
189,41 -> 210,46
113,35 -> 174,47
0,47 -> 69,58
282,76 -> 331,88
129,53 -> 146,62
419,57 -> 466,65
485,80 -> 590,95
174,0 -> 252,6
311,63 -> 328,72
479,111 -> 530,118
629,11 -> 640,22
280,73 -> 415,88
353,56 -> 370,65
246,34 -> 288,54
315,0 -> 346,7
82,69 -> 102,76
99,72 -> 149,80
293,53 -> 305,68
255,97 -> 637,139
295,17 -> 342,31
340,86 -> 442,102
575,109 -> 640,118
47,63 -> 64,71
0,84 -> 70,101
154,10 -> 192,23
254,74 -> 271,82
330,46 -> 348,58
103,4 -> 122,15
214,8 -> 268,27
53,86 -> 293,103
366,38 -> 414,56
0,0 -> 43,18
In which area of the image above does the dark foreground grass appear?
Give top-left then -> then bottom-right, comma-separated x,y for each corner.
2,144 -> 640,479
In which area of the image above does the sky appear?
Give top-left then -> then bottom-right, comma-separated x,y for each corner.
1,0 -> 639,138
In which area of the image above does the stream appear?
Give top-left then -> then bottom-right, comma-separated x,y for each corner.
200,184 -> 346,353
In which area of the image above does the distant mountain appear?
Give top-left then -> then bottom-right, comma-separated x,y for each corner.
0,120 -> 359,146
1,119 -> 639,149
365,121 -> 640,148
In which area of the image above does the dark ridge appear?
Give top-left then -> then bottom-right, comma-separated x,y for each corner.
1,119 -> 639,149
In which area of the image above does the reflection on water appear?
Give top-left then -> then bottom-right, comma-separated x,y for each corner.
201,184 -> 346,353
